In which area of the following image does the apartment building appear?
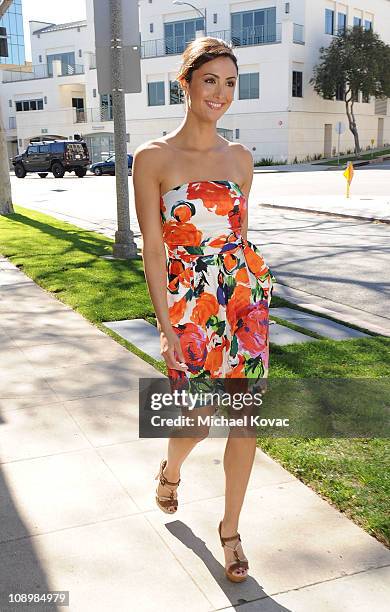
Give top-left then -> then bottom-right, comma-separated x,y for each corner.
1,0 -> 389,165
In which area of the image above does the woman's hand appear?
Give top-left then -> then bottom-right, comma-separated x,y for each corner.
160,328 -> 189,372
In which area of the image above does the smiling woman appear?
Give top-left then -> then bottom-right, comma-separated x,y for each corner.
132,36 -> 276,586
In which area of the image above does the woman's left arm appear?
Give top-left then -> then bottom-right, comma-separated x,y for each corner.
237,146 -> 254,242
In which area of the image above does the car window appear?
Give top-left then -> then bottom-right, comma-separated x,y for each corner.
50,143 -> 64,153
27,146 -> 39,155
106,155 -> 115,162
39,145 -> 49,153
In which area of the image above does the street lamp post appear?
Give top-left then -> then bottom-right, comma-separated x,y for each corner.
172,1 -> 207,35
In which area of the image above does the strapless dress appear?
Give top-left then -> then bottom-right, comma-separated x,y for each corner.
160,180 -> 276,384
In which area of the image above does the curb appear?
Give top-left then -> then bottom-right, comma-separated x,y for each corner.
259,202 -> 390,224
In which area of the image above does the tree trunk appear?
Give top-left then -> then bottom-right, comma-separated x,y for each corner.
345,90 -> 361,157
0,112 -> 14,216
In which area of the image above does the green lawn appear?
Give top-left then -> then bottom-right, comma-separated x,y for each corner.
319,147 -> 390,166
1,205 -> 389,546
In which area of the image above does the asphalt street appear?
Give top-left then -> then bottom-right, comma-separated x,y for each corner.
9,169 -> 390,322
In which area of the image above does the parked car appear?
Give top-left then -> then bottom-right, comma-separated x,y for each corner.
91,154 -> 133,176
12,139 -> 90,178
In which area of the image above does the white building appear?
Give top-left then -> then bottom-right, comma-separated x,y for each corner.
1,0 -> 390,165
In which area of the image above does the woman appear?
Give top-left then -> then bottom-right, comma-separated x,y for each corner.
133,37 -> 275,583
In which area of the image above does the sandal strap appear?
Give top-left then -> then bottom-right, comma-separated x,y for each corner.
160,474 -> 181,487
156,496 -> 178,508
227,560 -> 249,573
221,533 -> 241,544
156,460 -> 181,487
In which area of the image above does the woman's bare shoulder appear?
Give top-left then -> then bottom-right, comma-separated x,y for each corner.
133,138 -> 173,177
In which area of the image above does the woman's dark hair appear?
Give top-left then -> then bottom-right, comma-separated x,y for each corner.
176,36 -> 238,89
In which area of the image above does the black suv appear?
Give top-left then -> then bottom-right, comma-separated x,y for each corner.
12,139 -> 90,178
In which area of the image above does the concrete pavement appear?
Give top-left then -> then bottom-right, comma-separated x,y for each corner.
1,254 -> 390,612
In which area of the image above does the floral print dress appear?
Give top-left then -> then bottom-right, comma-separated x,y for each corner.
160,180 -> 276,388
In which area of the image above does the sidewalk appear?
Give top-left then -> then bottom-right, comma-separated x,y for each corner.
1,255 -> 389,612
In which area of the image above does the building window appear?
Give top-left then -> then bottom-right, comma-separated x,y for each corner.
164,18 -> 205,54
335,82 -> 345,101
93,88 -> 97,98
9,116 -> 16,129
292,71 -> 303,97
15,98 -> 44,111
353,17 -> 362,27
100,93 -> 113,120
38,54 -> 42,62
46,52 -> 75,76
231,8 -> 277,46
213,13 -> 217,24
78,49 -> 82,57
235,128 -> 240,139
0,0 -> 25,66
148,81 -> 165,105
239,73 -> 259,99
150,23 -> 153,33
364,20 -> 372,31
44,96 -> 47,104
337,13 -> 347,35
8,99 -> 12,107
169,80 -> 184,104
325,9 -> 334,34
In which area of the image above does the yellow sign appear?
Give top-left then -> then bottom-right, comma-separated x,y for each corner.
343,161 -> 354,198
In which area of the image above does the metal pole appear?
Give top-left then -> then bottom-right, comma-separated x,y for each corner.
110,0 -> 137,259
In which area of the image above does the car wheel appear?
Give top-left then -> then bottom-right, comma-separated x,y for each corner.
38,173 -> 48,178
14,164 -> 26,178
51,162 -> 65,178
94,167 -> 103,176
75,168 -> 86,178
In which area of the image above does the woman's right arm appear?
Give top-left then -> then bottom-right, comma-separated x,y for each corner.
132,145 -> 188,372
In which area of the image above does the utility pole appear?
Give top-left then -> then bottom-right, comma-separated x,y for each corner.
110,0 -> 137,258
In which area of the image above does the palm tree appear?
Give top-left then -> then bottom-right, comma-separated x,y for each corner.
0,0 -> 15,215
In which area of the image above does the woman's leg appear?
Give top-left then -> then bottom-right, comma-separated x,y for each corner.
220,435 -> 257,577
157,403 -> 215,510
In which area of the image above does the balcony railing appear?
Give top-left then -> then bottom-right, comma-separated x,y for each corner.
74,107 -> 113,123
57,63 -> 84,76
2,62 -> 85,82
209,24 -> 282,47
141,24 -> 282,58
2,64 -> 51,82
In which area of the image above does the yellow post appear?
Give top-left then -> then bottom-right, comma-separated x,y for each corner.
343,161 -> 354,199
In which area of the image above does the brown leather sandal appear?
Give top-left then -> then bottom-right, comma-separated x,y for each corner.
155,459 -> 181,514
218,521 -> 249,583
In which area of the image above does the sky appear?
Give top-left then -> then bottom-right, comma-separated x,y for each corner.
22,0 -> 87,61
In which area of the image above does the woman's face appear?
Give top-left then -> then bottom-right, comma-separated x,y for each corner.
181,56 -> 237,119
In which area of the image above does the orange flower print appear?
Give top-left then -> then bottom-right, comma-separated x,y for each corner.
226,284 -> 252,332
171,201 -> 196,222
163,220 -> 202,249
169,295 -> 187,325
191,292 -> 219,327
243,244 -> 270,277
187,182 -> 232,216
236,267 -> 250,284
204,332 -> 229,376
